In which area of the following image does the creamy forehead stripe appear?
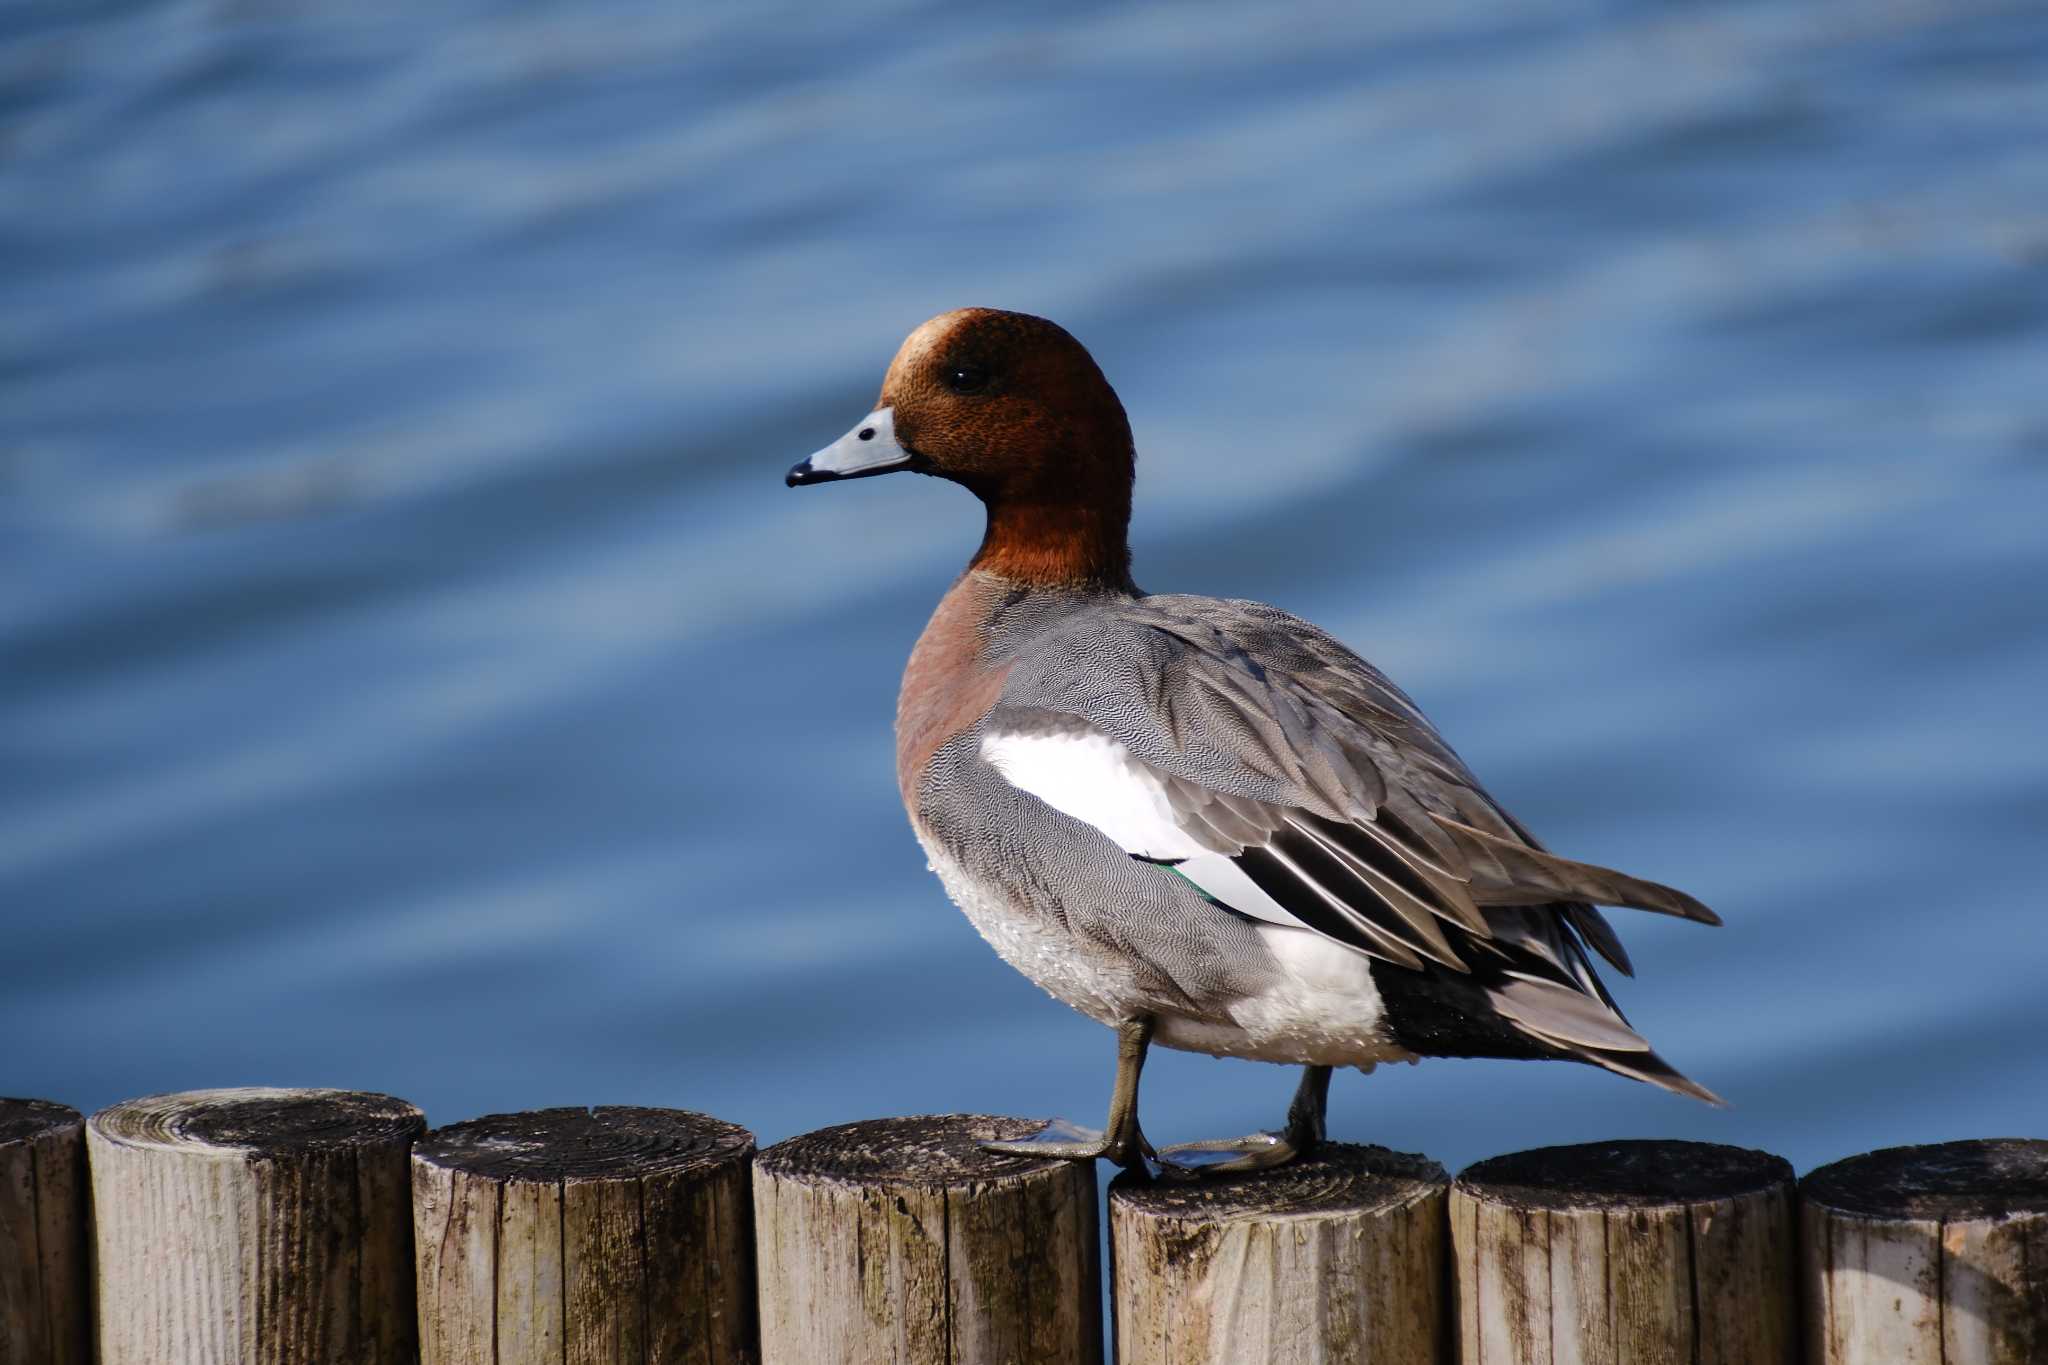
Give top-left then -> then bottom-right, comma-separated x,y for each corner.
884,309 -> 974,392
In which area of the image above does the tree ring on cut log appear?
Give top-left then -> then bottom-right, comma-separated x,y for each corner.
0,1097 -> 81,1144
1457,1138 -> 1792,1210
1802,1138 -> 2048,1220
1110,1142 -> 1445,1217
755,1113 -> 1059,1185
412,1104 -> 752,1179
90,1088 -> 423,1153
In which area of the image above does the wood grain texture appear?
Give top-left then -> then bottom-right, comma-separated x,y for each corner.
0,1099 -> 88,1365
1802,1138 -> 2048,1365
753,1114 -> 1101,1365
1451,1139 -> 1796,1365
1109,1142 -> 1448,1365
411,1105 -> 757,1365
86,1086 -> 425,1365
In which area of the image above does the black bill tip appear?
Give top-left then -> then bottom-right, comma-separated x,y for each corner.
785,453 -> 922,487
785,459 -> 832,488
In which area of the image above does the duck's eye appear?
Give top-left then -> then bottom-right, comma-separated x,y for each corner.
945,364 -> 990,394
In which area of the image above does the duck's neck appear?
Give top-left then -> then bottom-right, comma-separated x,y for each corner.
968,493 -> 1135,593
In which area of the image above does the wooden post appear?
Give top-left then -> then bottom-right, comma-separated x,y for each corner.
1451,1139 -> 1796,1365
411,1105 -> 756,1365
1802,1137 -> 2048,1364
753,1114 -> 1101,1365
1109,1142 -> 1448,1365
1,1099 -> 88,1365
87,1086 -> 425,1365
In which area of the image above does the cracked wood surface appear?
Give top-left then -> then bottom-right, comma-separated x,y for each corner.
0,1098 -> 87,1365
1802,1138 -> 2048,1365
752,1114 -> 1100,1365
1451,1139 -> 1795,1365
87,1086 -> 424,1365
411,1105 -> 757,1365
1109,1142 -> 1447,1365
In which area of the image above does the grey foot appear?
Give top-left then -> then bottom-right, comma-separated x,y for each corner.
980,1117 -> 1155,1170
1155,1130 -> 1309,1178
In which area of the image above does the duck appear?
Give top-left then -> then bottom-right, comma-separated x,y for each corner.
786,307 -> 1720,1174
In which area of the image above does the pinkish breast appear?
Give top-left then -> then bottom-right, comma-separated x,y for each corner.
895,571 -> 1014,819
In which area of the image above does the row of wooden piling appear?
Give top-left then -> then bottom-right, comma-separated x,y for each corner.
3,1088 -> 2044,1363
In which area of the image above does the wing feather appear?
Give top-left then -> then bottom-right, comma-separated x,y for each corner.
1433,816 -> 1722,925
1279,826 -> 1469,970
1286,818 -> 1475,964
1313,814 -> 1492,938
980,594 -> 1718,1104
1237,844 -> 1432,971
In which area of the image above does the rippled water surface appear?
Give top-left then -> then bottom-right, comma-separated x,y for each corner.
6,0 -> 2047,1183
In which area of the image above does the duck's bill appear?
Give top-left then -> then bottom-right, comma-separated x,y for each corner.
786,406 -> 917,486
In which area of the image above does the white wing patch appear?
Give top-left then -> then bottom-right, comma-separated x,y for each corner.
979,727 -> 1329,939
981,728 -> 1204,860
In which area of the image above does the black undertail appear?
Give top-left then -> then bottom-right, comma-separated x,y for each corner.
1369,947 -> 1561,1062
1228,833 -> 1586,1061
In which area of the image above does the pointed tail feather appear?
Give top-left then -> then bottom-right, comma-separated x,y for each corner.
1567,904 -> 1636,976
1486,960 -> 1723,1106
1434,816 -> 1722,926
1576,1045 -> 1726,1107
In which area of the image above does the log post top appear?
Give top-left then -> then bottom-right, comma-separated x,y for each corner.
1802,1138 -> 2048,1220
411,1104 -> 753,1179
1456,1138 -> 1794,1210
753,1115 -> 1101,1365
0,1098 -> 81,1144
1111,1143 -> 1447,1222
88,1087 -> 424,1156
1110,1144 -> 1449,1365
754,1113 -> 1070,1188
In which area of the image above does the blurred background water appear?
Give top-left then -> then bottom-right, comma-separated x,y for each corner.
4,0 -> 2046,1188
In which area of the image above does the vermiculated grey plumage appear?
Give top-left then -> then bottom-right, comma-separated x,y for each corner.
934,586 -> 1720,1102
794,306 -> 1721,1175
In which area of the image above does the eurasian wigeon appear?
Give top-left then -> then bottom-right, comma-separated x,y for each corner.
787,308 -> 1719,1174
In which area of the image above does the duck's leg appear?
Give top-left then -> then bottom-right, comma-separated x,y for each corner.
980,1015 -> 1157,1170
1155,1063 -> 1332,1177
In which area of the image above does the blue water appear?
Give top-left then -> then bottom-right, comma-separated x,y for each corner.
6,0 -> 2047,1193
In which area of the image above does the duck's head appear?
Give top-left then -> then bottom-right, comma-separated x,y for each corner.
787,308 -> 1136,588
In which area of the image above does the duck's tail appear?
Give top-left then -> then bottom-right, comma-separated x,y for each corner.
1478,906 -> 1725,1107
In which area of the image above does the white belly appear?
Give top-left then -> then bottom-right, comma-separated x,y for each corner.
1157,924 -> 1418,1069
917,825 -> 1417,1071
916,827 -> 1141,1027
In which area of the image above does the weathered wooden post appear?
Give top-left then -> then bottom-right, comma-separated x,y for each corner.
1109,1142 -> 1448,1365
87,1086 -> 425,1365
1451,1139 -> 1797,1365
753,1114 -> 1101,1365
1,1098 -> 88,1365
1802,1137 -> 2048,1364
411,1105 -> 756,1365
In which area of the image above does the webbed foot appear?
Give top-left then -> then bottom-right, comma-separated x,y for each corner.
1154,1129 -> 1305,1177
979,1016 -> 1160,1172
1152,1063 -> 1332,1179
980,1116 -> 1156,1170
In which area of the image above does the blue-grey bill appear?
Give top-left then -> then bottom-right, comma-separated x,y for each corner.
786,406 -> 913,485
